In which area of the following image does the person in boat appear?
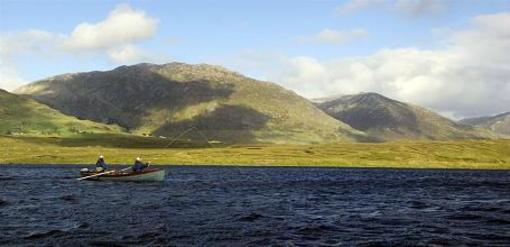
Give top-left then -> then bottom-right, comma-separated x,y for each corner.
95,155 -> 108,172
132,157 -> 150,172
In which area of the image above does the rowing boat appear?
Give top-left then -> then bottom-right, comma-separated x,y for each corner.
79,167 -> 166,182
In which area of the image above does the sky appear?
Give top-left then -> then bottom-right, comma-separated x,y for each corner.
1,0 -> 509,119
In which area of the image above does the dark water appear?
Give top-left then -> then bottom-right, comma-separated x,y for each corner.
0,166 -> 509,246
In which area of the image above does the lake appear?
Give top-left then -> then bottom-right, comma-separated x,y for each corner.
1,165 -> 509,246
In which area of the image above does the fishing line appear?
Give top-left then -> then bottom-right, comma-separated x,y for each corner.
165,126 -> 212,148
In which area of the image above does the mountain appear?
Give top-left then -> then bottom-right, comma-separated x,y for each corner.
15,63 -> 365,144
0,89 -> 121,136
309,94 -> 345,104
460,112 -> 510,136
317,92 -> 495,141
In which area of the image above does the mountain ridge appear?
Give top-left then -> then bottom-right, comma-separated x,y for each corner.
15,62 -> 365,144
460,112 -> 510,136
317,92 -> 496,141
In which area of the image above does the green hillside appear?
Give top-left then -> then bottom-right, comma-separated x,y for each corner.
15,63 -> 365,144
0,89 -> 122,136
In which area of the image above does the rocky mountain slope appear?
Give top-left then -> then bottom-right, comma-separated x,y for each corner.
460,112 -> 510,136
317,92 -> 495,141
15,63 -> 365,144
0,89 -> 121,136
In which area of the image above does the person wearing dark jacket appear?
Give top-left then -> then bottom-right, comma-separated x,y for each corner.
132,157 -> 149,172
95,155 -> 108,172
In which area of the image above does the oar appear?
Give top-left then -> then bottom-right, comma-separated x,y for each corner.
118,166 -> 133,172
77,165 -> 135,181
77,170 -> 115,181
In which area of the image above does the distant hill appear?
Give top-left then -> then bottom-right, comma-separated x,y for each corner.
15,63 -> 365,144
309,94 -> 345,104
317,92 -> 495,141
460,112 -> 510,136
0,89 -> 121,136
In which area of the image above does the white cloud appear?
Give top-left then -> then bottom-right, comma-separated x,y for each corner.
231,12 -> 510,118
337,0 -> 448,17
395,0 -> 447,16
0,30 -> 55,55
107,45 -> 169,64
0,4 -> 164,90
62,4 -> 158,51
60,4 -> 161,62
336,0 -> 386,14
107,45 -> 148,64
298,28 -> 369,45
0,66 -> 26,91
0,30 -> 57,90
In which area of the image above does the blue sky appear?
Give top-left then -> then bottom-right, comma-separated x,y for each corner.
1,0 -> 509,118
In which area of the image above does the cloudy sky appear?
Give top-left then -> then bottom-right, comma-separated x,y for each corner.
1,0 -> 509,119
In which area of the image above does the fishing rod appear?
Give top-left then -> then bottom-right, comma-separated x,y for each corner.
163,126 -> 257,187
165,126 -> 213,148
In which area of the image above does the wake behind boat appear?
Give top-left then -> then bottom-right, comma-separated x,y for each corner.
79,167 -> 166,182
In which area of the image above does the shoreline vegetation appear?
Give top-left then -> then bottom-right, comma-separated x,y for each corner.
1,135 -> 509,169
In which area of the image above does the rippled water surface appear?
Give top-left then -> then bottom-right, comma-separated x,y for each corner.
0,165 -> 509,246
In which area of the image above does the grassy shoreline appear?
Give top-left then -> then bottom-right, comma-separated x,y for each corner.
1,136 -> 509,169
2,163 -> 510,171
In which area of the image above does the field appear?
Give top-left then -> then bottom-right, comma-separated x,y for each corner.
0,135 -> 509,169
